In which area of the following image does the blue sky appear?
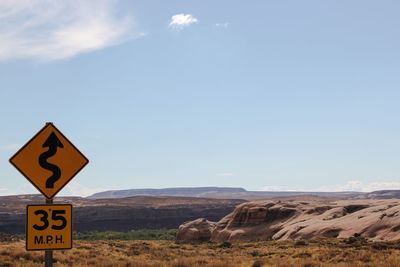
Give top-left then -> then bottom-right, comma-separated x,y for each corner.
1,0 -> 400,196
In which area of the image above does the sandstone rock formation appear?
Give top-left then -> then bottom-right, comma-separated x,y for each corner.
177,199 -> 400,242
176,218 -> 216,243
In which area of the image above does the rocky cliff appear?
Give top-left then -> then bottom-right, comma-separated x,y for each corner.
177,199 -> 400,242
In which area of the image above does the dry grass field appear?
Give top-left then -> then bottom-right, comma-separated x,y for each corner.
1,238 -> 400,267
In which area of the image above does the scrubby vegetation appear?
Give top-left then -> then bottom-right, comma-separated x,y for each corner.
1,237 -> 400,266
73,229 -> 177,241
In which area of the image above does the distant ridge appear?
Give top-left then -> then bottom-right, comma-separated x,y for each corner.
88,187 -> 247,199
361,190 -> 400,199
87,186 -> 375,200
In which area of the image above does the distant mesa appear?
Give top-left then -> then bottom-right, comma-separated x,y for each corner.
88,187 -> 400,200
88,187 -> 247,199
2,188 -> 400,238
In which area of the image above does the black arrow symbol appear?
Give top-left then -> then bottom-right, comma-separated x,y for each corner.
39,132 -> 64,189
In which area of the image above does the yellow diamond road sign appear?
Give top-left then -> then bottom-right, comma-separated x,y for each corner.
10,123 -> 88,199
26,204 -> 72,251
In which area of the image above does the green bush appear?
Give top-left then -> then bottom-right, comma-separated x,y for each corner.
294,239 -> 308,246
73,229 -> 177,240
218,241 -> 232,248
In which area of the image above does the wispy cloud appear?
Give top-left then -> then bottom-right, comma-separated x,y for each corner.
214,22 -> 229,29
63,181 -> 108,197
260,180 -> 400,192
0,188 -> 10,196
259,185 -> 297,191
169,14 -> 198,30
0,0 -> 138,61
217,172 -> 234,177
0,144 -> 20,152
319,180 -> 400,192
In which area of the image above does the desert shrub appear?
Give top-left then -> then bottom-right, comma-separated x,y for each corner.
250,250 -> 260,257
252,260 -> 263,267
294,239 -> 308,246
218,241 -> 232,248
0,233 -> 22,242
343,235 -> 367,246
74,229 -> 177,240
372,242 -> 389,250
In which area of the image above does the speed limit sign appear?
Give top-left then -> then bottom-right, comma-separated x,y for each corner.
9,123 -> 88,265
26,204 -> 72,250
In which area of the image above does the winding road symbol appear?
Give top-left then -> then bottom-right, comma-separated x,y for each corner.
9,122 -> 89,199
39,132 -> 64,189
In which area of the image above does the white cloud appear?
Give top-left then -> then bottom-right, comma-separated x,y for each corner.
63,181 -> 108,197
259,185 -> 299,191
0,144 -> 21,152
327,180 -> 400,192
0,181 -> 106,197
260,180 -> 400,192
217,172 -> 234,177
169,13 -> 198,30
0,188 -> 11,196
214,22 -> 229,28
0,0 -> 138,61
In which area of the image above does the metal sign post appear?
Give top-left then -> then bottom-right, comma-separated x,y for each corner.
44,198 -> 53,267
